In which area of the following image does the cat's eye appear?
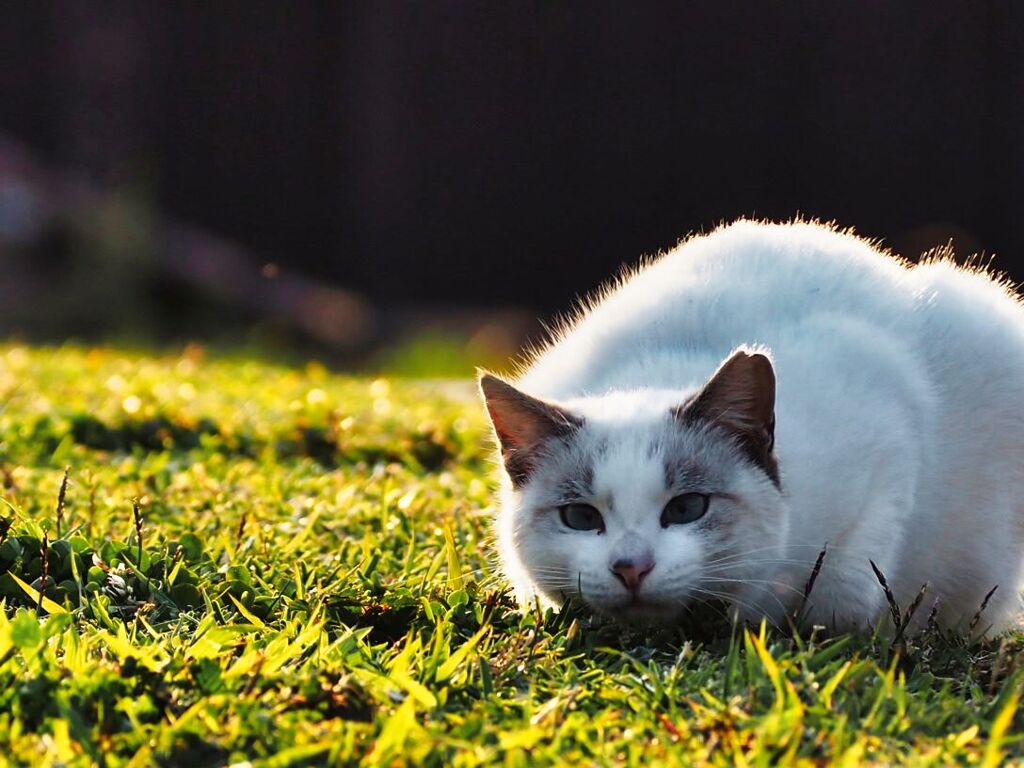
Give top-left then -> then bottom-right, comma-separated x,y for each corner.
660,493 -> 710,526
558,504 -> 605,532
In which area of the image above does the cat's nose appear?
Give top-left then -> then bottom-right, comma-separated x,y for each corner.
611,557 -> 655,592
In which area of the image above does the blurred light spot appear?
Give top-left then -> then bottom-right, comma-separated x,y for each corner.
296,286 -> 373,347
183,344 -> 206,364
306,388 -> 327,406
5,347 -> 28,369
305,361 -> 328,380
261,262 -> 280,279
369,379 -> 390,397
122,395 -> 142,414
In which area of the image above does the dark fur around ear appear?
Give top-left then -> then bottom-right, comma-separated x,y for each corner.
478,373 -> 583,487
674,349 -> 780,486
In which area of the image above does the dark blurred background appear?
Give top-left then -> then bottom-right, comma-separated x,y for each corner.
2,2 -> 1022,371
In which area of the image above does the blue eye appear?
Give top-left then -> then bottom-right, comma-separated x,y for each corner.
660,493 -> 709,526
559,504 -> 605,532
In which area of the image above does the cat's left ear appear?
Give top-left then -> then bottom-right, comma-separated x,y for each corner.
479,373 -> 583,487
675,349 -> 778,480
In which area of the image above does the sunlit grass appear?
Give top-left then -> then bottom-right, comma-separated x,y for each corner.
0,344 -> 1021,766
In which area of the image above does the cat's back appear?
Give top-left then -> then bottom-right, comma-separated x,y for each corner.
521,220 -> 919,396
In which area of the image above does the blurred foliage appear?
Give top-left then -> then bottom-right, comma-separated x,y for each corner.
0,345 -> 1021,765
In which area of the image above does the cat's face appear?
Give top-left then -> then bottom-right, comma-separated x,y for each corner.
482,349 -> 786,624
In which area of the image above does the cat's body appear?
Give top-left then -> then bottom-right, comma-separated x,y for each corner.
481,220 -> 1024,634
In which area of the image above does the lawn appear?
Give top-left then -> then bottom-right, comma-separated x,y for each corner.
0,344 -> 1021,766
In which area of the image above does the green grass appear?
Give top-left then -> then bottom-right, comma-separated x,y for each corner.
0,344 -> 1022,766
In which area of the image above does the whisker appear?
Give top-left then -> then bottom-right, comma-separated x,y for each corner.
695,577 -> 797,618
684,586 -> 780,627
699,576 -> 808,600
701,542 -> 859,568
682,593 -> 733,624
699,558 -> 866,580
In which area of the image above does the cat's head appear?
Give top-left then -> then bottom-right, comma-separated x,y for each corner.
480,348 -> 786,624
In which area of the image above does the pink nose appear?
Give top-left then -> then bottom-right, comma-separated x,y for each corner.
611,558 -> 655,592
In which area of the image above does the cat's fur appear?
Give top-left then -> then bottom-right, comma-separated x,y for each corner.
480,219 -> 1024,634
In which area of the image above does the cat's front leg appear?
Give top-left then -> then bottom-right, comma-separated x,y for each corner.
729,583 -> 799,631
797,552 -> 899,634
728,548 -> 898,634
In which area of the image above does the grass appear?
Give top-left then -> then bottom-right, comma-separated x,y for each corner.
0,344 -> 1022,766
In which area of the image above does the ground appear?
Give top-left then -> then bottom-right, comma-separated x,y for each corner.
0,345 -> 1021,766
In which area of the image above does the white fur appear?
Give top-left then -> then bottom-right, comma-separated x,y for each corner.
492,219 -> 1024,634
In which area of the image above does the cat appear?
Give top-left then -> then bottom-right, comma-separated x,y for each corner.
479,219 -> 1024,635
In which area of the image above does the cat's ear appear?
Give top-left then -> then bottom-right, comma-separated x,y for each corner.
676,349 -> 778,481
479,373 -> 583,487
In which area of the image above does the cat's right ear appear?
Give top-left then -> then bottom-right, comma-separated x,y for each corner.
674,348 -> 780,486
478,373 -> 583,487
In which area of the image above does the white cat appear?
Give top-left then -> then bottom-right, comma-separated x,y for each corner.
480,219 -> 1024,635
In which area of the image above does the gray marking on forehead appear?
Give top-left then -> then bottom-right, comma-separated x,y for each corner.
645,438 -> 661,460
579,460 -> 594,489
664,458 -> 710,491
554,468 -> 594,502
658,417 -> 777,493
534,432 -> 597,504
